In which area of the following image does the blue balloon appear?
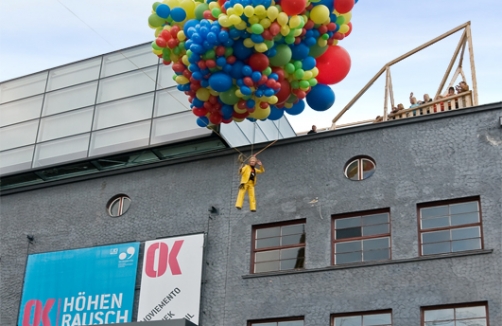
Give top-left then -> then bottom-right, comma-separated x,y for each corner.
171,8 -> 186,22
221,105 -> 234,120
291,43 -> 310,60
316,0 -> 334,11
193,98 -> 204,108
302,57 -> 316,70
218,30 -> 230,43
285,100 -> 305,116
196,116 -> 209,127
230,61 -> 245,79
209,72 -> 233,92
216,57 -> 227,67
251,71 -> 261,82
156,4 -> 170,19
241,65 -> 253,76
233,39 -> 253,60
268,105 -> 284,120
184,20 -> 198,35
306,84 -> 335,111
246,99 -> 255,108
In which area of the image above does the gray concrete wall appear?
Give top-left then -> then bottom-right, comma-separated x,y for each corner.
1,105 -> 501,326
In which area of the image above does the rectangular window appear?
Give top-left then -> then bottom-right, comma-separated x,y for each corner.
249,317 -> 304,326
332,209 -> 391,265
252,220 -> 306,274
418,197 -> 483,256
422,302 -> 488,326
333,310 -> 392,326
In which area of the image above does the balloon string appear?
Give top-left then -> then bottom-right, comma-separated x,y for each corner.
55,0 -> 193,114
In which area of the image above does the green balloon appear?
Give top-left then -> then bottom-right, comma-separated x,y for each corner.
269,44 -> 292,67
293,60 -> 302,69
195,3 -> 209,20
152,41 -> 162,51
285,35 -> 295,44
224,48 -> 233,57
211,8 -> 221,18
309,44 -> 328,58
299,80 -> 310,89
148,14 -> 165,28
336,16 -> 345,25
285,63 -> 296,74
309,78 -> 318,86
152,2 -> 161,11
205,49 -> 215,59
262,67 -> 272,76
287,94 -> 298,103
290,81 -> 300,89
294,69 -> 305,79
251,24 -> 264,34
220,86 -> 240,105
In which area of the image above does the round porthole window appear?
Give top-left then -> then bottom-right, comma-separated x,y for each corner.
344,157 -> 376,181
107,194 -> 131,217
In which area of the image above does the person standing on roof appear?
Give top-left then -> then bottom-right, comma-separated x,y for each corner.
307,125 -> 317,134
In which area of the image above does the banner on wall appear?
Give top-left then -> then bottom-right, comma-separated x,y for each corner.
18,242 -> 140,326
137,233 -> 205,324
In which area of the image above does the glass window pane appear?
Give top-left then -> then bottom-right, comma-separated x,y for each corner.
336,216 -> 361,229
157,65 -> 179,90
452,239 -> 481,252
280,258 -> 303,270
219,121 -> 251,147
0,72 -> 47,104
421,205 -> 449,219
363,238 -> 389,250
456,306 -> 486,319
93,150 -> 159,170
279,321 -> 303,326
282,224 -> 304,236
47,58 -> 101,91
456,319 -> 486,326
280,248 -> 304,260
422,242 -> 450,255
121,197 -> 131,213
151,112 -> 212,145
282,234 -> 305,246
451,212 -> 479,226
33,134 -> 90,167
422,230 -> 451,244
109,199 -> 120,216
89,121 -> 150,157
450,201 -> 478,215
0,120 -> 38,151
335,316 -> 360,326
36,162 -> 98,181
101,45 -> 159,78
363,313 -> 391,325
97,66 -> 157,103
0,95 -> 43,127
363,248 -> 389,262
362,224 -> 389,236
336,241 -> 362,253
154,88 -> 190,117
336,251 -> 362,264
425,322 -> 454,326
361,159 -> 375,179
237,119 -> 267,144
255,250 -> 279,263
274,116 -> 296,138
42,81 -> 98,116
337,227 -> 362,239
256,227 -> 280,239
256,237 -> 280,249
424,309 -> 454,321
451,227 -> 480,240
252,323 -> 276,326
422,216 -> 450,229
93,93 -> 154,130
256,119 -> 281,140
38,107 -> 93,142
0,146 -> 34,175
345,160 -> 359,180
254,261 -> 279,273
362,213 -> 388,226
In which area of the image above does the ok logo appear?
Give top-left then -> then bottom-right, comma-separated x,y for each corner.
22,299 -> 54,326
145,240 -> 184,277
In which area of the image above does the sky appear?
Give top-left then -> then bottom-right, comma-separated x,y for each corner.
1,0 -> 501,133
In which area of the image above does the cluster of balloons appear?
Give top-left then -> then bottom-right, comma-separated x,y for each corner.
148,0 -> 357,126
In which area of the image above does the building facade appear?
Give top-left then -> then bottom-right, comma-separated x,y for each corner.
1,98 -> 501,325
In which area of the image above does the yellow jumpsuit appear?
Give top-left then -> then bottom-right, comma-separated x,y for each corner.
235,164 -> 265,211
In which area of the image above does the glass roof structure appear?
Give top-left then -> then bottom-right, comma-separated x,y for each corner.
0,42 -> 295,191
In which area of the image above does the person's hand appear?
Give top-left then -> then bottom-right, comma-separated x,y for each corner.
256,160 -> 262,165
410,92 -> 413,97
239,183 -> 245,189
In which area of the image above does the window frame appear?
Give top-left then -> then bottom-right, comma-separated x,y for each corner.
251,219 -> 306,274
417,196 -> 484,257
248,316 -> 304,326
344,156 -> 376,181
331,208 -> 392,266
421,302 -> 489,326
331,309 -> 393,326
107,194 -> 131,217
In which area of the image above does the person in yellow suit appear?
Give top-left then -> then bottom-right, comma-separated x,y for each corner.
235,156 -> 264,212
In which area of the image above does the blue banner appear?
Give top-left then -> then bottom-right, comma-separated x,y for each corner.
18,242 -> 140,326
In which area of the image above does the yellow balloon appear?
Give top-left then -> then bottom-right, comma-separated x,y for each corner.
277,12 -> 288,26
317,38 -> 327,47
280,25 -> 290,36
250,106 -> 270,119
234,104 -> 247,114
233,117 -> 245,122
254,5 -> 266,17
166,0 -> 178,9
226,8 -> 235,16
154,27 -> 162,37
177,31 -> 186,41
302,71 -> 313,80
229,14 -> 242,25
267,6 -> 279,21
209,89 -> 219,96
233,4 -> 244,15
248,15 -> 260,25
196,88 -> 210,101
235,21 -> 247,30
176,75 -> 189,84
267,96 -> 278,104
170,53 -> 179,62
260,18 -> 271,29
208,2 -> 220,10
153,49 -> 162,55
180,0 -> 195,15
284,102 -> 293,109
254,43 -> 268,52
218,15 -> 231,27
243,38 -> 255,48
310,5 -> 329,24
311,67 -> 319,77
182,55 -> 189,66
289,15 -> 301,29
293,28 -> 302,37
244,5 -> 254,17
339,24 -> 349,34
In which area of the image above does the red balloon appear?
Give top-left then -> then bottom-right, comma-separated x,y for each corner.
248,53 -> 269,72
345,22 -> 353,37
155,37 -> 167,48
272,67 -> 285,81
276,79 -> 291,104
281,0 -> 306,15
316,45 -> 351,85
209,113 -> 223,125
335,0 -> 354,14
193,107 -> 208,117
